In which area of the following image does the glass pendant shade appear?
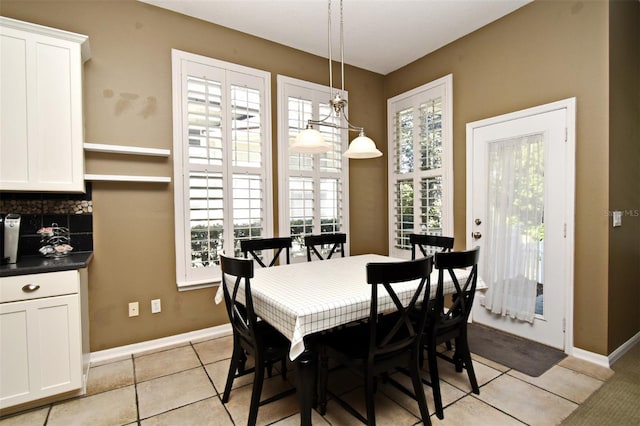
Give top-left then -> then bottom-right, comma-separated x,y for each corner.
343,133 -> 382,158
290,127 -> 332,153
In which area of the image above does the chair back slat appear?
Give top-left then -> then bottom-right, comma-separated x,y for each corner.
241,237 -> 292,268
410,234 -> 454,259
431,247 -> 480,329
304,233 -> 347,261
220,255 -> 260,349
366,257 -> 433,359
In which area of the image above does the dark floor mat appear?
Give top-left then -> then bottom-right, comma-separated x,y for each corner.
467,323 -> 566,377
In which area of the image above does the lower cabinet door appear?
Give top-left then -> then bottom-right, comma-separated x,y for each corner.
0,294 -> 82,408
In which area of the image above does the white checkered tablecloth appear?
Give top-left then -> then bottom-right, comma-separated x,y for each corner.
215,254 -> 484,360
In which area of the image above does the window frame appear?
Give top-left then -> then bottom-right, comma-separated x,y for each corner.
172,49 -> 272,289
387,74 -> 453,259
276,75 -> 350,262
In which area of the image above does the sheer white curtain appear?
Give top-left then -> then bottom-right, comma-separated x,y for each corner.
483,134 -> 544,323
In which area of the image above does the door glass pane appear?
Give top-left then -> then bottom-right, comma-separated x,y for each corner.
485,134 -> 544,320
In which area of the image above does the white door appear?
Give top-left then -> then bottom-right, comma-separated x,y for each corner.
466,99 -> 575,350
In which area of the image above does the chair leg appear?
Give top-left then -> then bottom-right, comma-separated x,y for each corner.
223,343 -> 242,403
453,350 -> 464,372
410,352 -> 432,426
281,357 -> 288,381
458,335 -> 479,394
364,370 -> 377,426
318,350 -> 329,415
248,353 -> 265,426
427,339 -> 444,420
238,349 -> 248,374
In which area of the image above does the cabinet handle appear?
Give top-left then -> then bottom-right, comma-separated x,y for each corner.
22,284 -> 40,292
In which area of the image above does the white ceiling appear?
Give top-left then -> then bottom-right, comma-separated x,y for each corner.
139,0 -> 532,75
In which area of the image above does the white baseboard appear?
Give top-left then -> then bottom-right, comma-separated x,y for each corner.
89,323 -> 233,365
571,330 -> 640,369
608,330 -> 640,366
570,347 -> 611,368
88,323 -> 639,371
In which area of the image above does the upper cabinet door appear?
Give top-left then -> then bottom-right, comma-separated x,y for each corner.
0,17 -> 90,192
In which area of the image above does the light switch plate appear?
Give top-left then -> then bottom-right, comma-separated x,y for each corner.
613,211 -> 622,227
151,299 -> 161,314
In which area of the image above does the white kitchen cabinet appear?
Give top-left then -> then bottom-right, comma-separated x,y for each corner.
0,17 -> 90,192
0,269 -> 89,409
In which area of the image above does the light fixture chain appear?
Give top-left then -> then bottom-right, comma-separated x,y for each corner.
340,0 -> 344,93
328,0 -> 333,94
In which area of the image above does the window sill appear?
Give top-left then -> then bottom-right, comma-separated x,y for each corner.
177,279 -> 220,292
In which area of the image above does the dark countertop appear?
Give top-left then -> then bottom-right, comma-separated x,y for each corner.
0,252 -> 93,277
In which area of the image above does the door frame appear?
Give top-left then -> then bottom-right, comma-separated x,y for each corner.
465,97 -> 576,353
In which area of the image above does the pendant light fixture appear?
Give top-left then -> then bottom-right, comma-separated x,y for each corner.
289,0 -> 382,159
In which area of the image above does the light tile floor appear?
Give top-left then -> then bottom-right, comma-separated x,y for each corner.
0,334 -> 613,426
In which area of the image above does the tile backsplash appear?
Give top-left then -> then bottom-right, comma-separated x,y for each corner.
1,184 -> 93,257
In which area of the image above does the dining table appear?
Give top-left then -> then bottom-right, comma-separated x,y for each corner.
215,253 -> 485,425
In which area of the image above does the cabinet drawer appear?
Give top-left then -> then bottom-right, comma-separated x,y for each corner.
0,271 -> 79,303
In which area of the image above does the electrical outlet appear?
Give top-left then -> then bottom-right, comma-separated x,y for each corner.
128,302 -> 139,317
151,299 -> 161,314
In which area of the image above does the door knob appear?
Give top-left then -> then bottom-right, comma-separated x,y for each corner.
472,232 -> 482,239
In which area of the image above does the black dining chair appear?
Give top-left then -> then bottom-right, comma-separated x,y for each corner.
410,233 -> 454,259
421,247 -> 480,420
219,255 -> 295,425
240,237 -> 292,268
318,257 -> 434,426
304,233 -> 346,261
410,234 -> 456,351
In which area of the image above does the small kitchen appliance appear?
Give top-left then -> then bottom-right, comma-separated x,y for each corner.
3,214 -> 21,264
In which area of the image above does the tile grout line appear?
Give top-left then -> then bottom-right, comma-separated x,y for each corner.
132,354 -> 141,425
43,404 -> 53,425
468,365 -> 593,425
468,393 -> 530,425
190,341 -> 237,425
466,368 -> 531,425
132,343 -> 235,424
504,369 -> 590,406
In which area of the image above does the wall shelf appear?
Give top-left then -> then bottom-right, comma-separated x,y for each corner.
84,174 -> 171,183
83,142 -> 171,183
84,143 -> 170,157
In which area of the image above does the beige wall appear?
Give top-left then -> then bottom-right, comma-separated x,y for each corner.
384,0 -> 611,354
608,0 -> 640,352
1,0 -> 386,351
3,0 -> 637,356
